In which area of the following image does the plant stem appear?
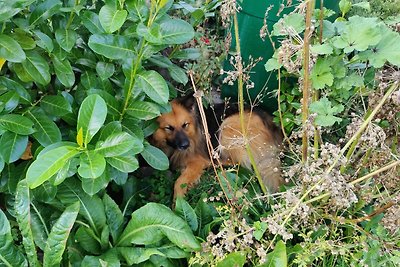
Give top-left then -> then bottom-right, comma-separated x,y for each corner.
301,0 -> 315,163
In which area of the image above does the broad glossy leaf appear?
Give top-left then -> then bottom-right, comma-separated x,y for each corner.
0,33 -> 26,62
0,77 -> 31,103
95,132 -> 140,157
26,146 -> 81,189
171,48 -> 201,60
126,0 -> 149,22
168,64 -> 188,85
96,61 -> 115,80
141,144 -> 169,170
118,247 -> 164,265
0,154 -> 4,173
0,210 -> 28,267
126,100 -> 160,120
26,108 -> 62,147
52,55 -> 75,87
15,180 -> 40,267
0,131 -> 28,163
32,181 -> 57,202
43,202 -> 80,267
78,150 -> 106,179
75,226 -> 101,254
33,30 -> 54,53
136,70 -> 169,104
12,29 -> 36,50
175,197 -> 198,231
0,114 -> 35,135
0,91 -> 19,113
81,11 -> 104,34
259,240 -> 287,267
88,34 -> 135,60
106,153 -> 139,173
216,251 -> 246,267
99,5 -> 127,33
87,89 -> 120,116
55,28 -> 77,52
159,18 -> 194,44
103,194 -> 124,242
82,170 -> 110,196
21,50 -> 51,86
117,203 -> 200,251
29,0 -> 62,25
77,94 -> 107,146
98,121 -> 123,141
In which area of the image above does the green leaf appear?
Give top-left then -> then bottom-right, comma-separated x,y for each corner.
99,5 -> 127,33
12,29 -> 36,50
168,64 -> 188,85
309,97 -> 344,127
136,70 -> 169,104
29,0 -> 62,26
106,153 -> 139,172
175,197 -> 198,231
75,227 -> 101,254
216,251 -> 246,267
339,0 -> 352,15
126,100 -> 160,120
32,182 -> 57,202
0,91 -> 19,114
98,121 -> 123,141
96,61 -> 115,80
272,13 -> 305,36
21,50 -> 51,86
0,210 -> 28,267
15,180 -> 40,267
118,247 -> 164,265
81,11 -> 104,34
52,55 -> 75,87
95,132 -> 141,157
171,48 -> 201,60
310,58 -> 334,90
103,194 -> 124,242
88,34 -> 135,60
0,34 -> 26,62
87,89 -> 121,117
43,202 -> 80,267
0,154 -> 4,173
0,131 -> 28,163
0,77 -> 31,104
82,170 -> 110,196
26,108 -> 62,147
33,30 -> 54,53
141,144 -> 169,170
0,114 -> 35,135
77,94 -> 107,146
159,18 -> 194,44
265,57 -> 282,72
259,240 -> 287,267
55,28 -> 77,52
117,203 -> 201,251
78,150 -> 106,179
310,43 -> 333,55
26,146 -> 81,189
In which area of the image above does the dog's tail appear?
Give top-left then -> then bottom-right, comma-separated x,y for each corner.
218,111 -> 283,193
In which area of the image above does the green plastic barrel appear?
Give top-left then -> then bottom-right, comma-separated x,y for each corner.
221,0 -> 339,113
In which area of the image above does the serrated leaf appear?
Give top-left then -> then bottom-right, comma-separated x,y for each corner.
309,97 -> 344,127
26,146 -> 81,189
55,28 -> 77,52
52,55 -> 75,87
106,153 -> 139,172
77,94 -> 107,146
78,150 -> 106,179
88,34 -> 135,60
0,114 -> 35,135
175,197 -> 198,231
103,194 -> 124,242
310,43 -> 333,55
0,34 -> 26,62
15,180 -> 40,267
126,100 -> 160,120
43,202 -> 80,267
117,203 -> 201,251
21,50 -> 51,86
141,144 -> 169,170
259,240 -> 287,267
0,210 -> 28,267
136,70 -> 169,104
95,132 -> 141,157
99,5 -> 127,33
26,108 -> 62,147
310,58 -> 334,89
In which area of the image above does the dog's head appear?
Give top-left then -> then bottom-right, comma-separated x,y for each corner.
152,95 -> 198,151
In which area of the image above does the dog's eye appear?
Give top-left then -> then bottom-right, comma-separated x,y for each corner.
164,125 -> 174,132
182,122 -> 190,129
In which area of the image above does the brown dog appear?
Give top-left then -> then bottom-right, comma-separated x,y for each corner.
150,95 -> 283,199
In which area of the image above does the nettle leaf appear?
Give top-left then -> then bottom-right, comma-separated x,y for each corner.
310,58 -> 334,90
88,34 -> 135,60
27,108 -> 61,147
15,180 -> 40,267
0,33 -> 26,62
0,210 -> 28,267
332,16 -> 381,53
126,100 -> 160,120
0,114 -> 35,135
77,94 -> 107,146
43,202 -> 80,267
159,18 -> 195,44
136,70 -> 169,104
0,131 -> 28,164
260,240 -> 287,267
26,145 -> 81,189
140,144 -> 169,171
95,132 -> 141,157
78,150 -> 106,179
309,97 -> 344,127
106,153 -> 139,172
21,50 -> 51,86
81,11 -> 104,34
117,203 -> 201,251
99,5 -> 127,33
272,13 -> 305,36
52,55 -> 75,87
41,95 -> 73,116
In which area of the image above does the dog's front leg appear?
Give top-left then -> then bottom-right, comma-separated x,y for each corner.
174,155 -> 209,199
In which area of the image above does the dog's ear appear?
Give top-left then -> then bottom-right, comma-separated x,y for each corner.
177,94 -> 196,112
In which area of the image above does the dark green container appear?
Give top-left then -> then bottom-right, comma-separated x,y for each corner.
221,0 -> 339,113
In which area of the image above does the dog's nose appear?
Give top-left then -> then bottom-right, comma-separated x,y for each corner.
178,140 -> 189,150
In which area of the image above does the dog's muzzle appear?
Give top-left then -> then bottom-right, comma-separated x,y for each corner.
167,130 -> 190,150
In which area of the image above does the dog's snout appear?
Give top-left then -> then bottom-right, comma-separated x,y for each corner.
177,139 -> 190,150
176,131 -> 190,150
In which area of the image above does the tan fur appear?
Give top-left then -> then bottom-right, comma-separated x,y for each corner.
151,100 -> 283,199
